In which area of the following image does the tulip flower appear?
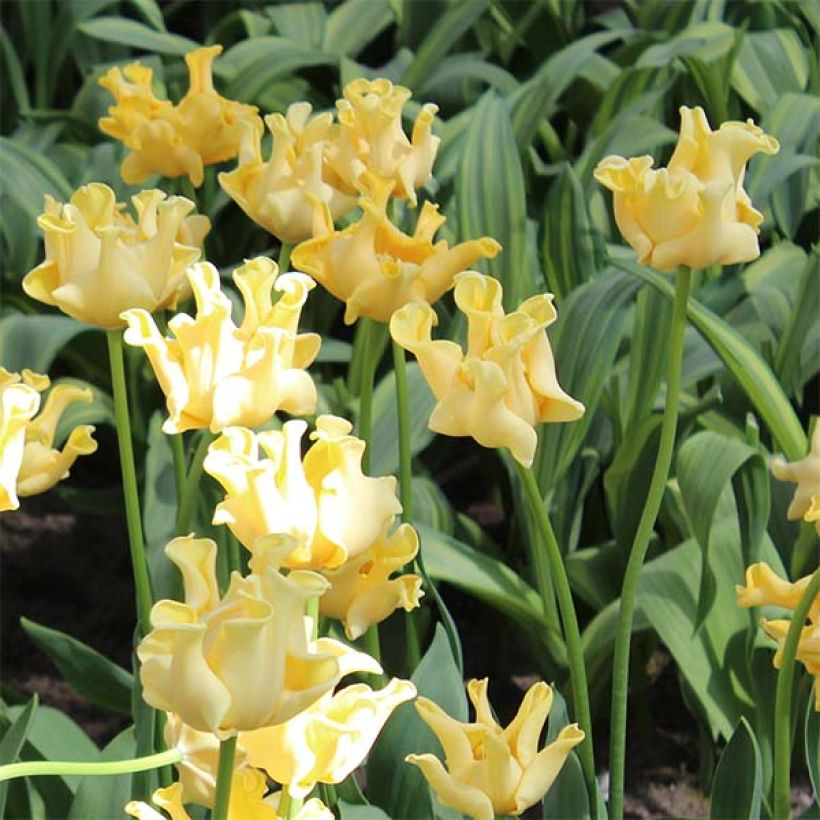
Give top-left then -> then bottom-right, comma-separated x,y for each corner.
320,522 -> 423,639
220,103 -> 357,244
329,77 -> 440,205
292,177 -> 500,324
204,416 -> 402,569
0,369 -> 97,511
771,425 -> 820,534
242,677 -> 416,798
99,46 -> 259,187
594,105 -> 779,271
390,272 -> 583,468
137,534 -> 381,736
406,678 -> 584,820
737,563 -> 820,709
122,257 -> 319,433
22,183 -> 209,329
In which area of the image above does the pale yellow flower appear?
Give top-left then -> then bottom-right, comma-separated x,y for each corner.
242,677 -> 416,798
390,272 -> 583,468
100,46 -> 259,187
292,177 -> 500,324
220,103 -> 357,244
137,534 -> 380,736
122,257 -> 319,434
737,562 -> 820,709
329,78 -> 440,204
0,369 -> 97,511
772,425 -> 820,534
22,183 -> 209,329
406,678 -> 584,820
594,105 -> 779,271
204,416 -> 401,569
320,522 -> 423,640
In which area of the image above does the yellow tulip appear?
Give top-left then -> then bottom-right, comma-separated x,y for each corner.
292,177 -> 500,324
122,257 -> 319,434
204,416 -> 402,569
242,677 -> 416,798
737,563 -> 820,709
22,183 -> 209,329
219,103 -> 358,244
100,46 -> 259,187
137,534 -> 381,736
771,425 -> 820,535
329,78 -> 440,204
594,105 -> 779,271
0,369 -> 97,511
390,272 -> 583,467
406,678 -> 584,820
320,522 -> 423,639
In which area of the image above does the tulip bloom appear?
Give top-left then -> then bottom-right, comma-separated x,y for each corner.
390,272 -> 583,468
122,257 -> 319,433
594,106 -> 779,271
220,103 -> 357,244
771,425 -> 820,535
292,178 -> 500,324
22,183 -> 209,329
0,369 -> 97,511
737,563 -> 820,709
406,679 -> 584,820
242,677 -> 416,798
137,535 -> 381,736
329,78 -> 440,205
320,522 -> 423,639
100,46 -> 259,187
204,416 -> 402,569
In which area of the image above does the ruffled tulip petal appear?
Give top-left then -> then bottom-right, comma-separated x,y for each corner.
406,753 -> 495,820
0,380 -> 41,511
771,426 -> 820,533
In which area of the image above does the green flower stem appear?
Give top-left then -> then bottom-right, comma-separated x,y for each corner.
773,566 -> 820,820
279,241 -> 293,274
107,331 -> 153,636
515,462 -> 596,816
170,433 -> 186,508
279,788 -> 303,820
358,318 -> 377,474
608,266 -> 692,820
212,735 -> 237,820
227,532 -> 242,575
176,431 -> 213,535
0,749 -> 181,782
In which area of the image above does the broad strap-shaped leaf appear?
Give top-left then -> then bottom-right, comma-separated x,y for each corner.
323,0 -> 395,57
710,718 -> 764,819
68,727 -> 135,819
0,314 -> 95,374
0,136 -> 73,219
77,16 -> 199,54
806,698 -> 820,809
0,696 -> 38,818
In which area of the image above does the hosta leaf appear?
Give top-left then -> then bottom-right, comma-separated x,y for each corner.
710,718 -> 763,819
78,16 -> 199,54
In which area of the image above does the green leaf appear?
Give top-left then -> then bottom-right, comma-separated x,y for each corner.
0,695 -> 38,818
456,90 -> 531,310
636,21 -> 735,67
78,16 -> 199,54
20,618 -> 133,715
338,803 -> 392,820
267,2 -> 326,49
710,718 -> 763,819
68,728 -> 135,819
323,0 -> 394,57
0,315 -> 95,374
367,625 -> 467,819
806,698 -> 820,808
52,378 -> 115,445
0,137 -> 73,219
541,751 -> 590,819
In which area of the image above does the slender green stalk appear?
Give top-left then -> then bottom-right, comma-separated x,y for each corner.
0,749 -> 181,782
358,318 -> 376,473
227,533 -> 242,575
515,463 -> 596,815
608,267 -> 692,819
212,735 -> 237,820
170,433 -> 186,505
791,523 -> 819,578
279,788 -> 303,820
279,241 -> 293,273
176,431 -> 213,535
107,331 -> 153,635
773,567 -> 820,819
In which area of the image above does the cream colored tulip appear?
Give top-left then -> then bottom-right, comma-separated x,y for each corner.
137,534 -> 380,736
122,257 -> 319,434
220,103 -> 357,244
390,272 -> 583,467
22,184 -> 209,329
320,522 -> 423,639
329,78 -> 440,204
204,416 -> 402,569
292,177 -> 500,324
594,106 -> 778,272
406,678 -> 584,820
772,425 -> 820,535
242,677 -> 416,798
0,370 -> 42,511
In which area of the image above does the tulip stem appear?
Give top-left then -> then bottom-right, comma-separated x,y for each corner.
773,567 -> 820,819
608,266 -> 691,820
515,462 -> 596,816
212,735 -> 237,820
176,431 -> 213,535
357,318 -> 377,474
0,748 -> 181,782
278,241 -> 293,274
